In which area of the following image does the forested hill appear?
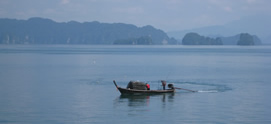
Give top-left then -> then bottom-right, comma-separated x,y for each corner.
182,32 -> 261,45
0,17 -> 177,45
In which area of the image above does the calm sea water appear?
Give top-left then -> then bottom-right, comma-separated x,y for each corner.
0,45 -> 271,124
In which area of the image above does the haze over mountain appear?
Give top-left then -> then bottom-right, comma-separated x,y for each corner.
0,17 -> 177,45
0,17 -> 263,45
168,15 -> 271,44
1,0 -> 271,33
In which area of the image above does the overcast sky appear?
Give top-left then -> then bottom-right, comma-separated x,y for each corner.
0,0 -> 270,31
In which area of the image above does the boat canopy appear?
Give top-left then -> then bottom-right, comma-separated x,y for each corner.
126,81 -> 146,90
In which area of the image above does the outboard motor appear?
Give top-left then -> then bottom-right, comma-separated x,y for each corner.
168,83 -> 174,89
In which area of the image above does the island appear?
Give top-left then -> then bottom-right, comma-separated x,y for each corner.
182,32 -> 223,45
182,32 -> 261,45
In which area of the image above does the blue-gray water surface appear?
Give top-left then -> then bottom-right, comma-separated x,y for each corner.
0,45 -> 271,124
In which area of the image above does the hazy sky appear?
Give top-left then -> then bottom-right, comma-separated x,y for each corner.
0,0 -> 270,31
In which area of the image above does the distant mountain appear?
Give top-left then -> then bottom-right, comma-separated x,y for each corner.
221,33 -> 261,45
167,15 -> 271,44
182,33 -> 223,45
0,17 -> 177,45
182,32 -> 261,45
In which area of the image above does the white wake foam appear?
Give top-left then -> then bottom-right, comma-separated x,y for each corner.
197,90 -> 218,93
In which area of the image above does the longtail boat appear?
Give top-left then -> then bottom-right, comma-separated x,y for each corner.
113,80 -> 175,95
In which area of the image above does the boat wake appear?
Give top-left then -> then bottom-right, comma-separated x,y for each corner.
197,90 -> 218,93
149,80 -> 232,93
174,81 -> 232,93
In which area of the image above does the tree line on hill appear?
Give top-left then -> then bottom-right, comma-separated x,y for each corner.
0,17 -> 177,45
0,17 -> 261,45
182,32 -> 261,45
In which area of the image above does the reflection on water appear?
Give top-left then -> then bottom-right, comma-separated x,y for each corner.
114,93 -> 175,107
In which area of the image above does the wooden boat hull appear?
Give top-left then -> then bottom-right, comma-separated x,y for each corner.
118,87 -> 175,95
114,80 -> 175,95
